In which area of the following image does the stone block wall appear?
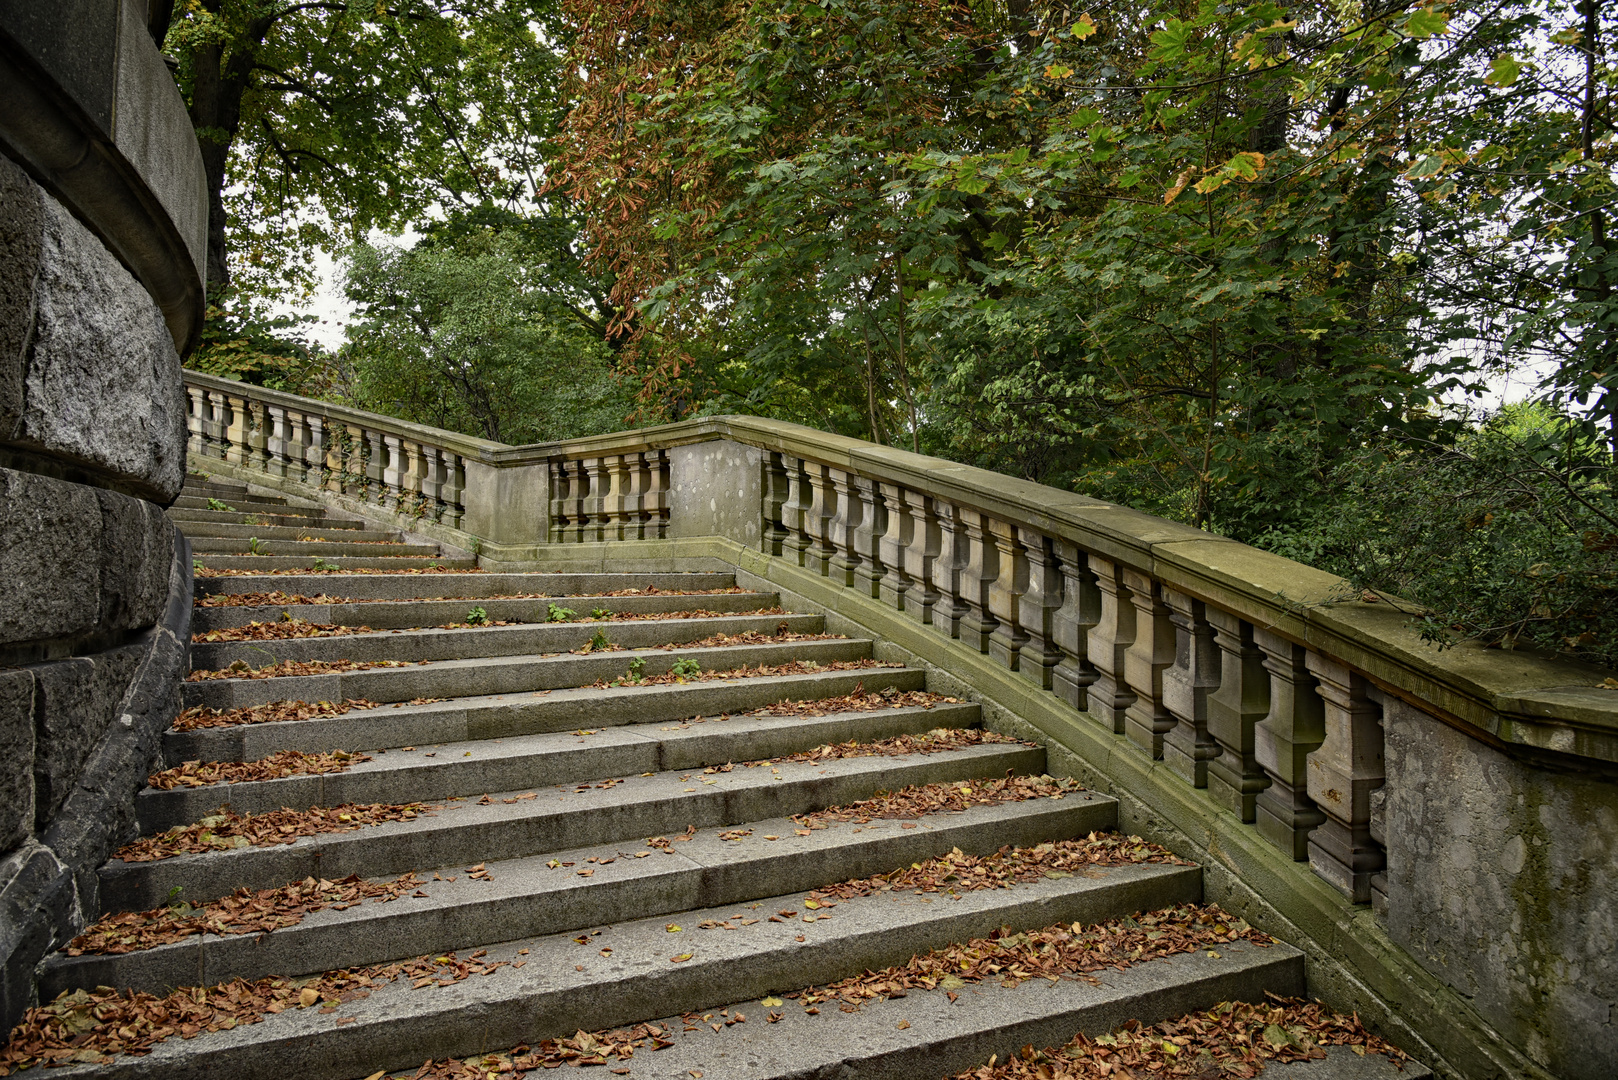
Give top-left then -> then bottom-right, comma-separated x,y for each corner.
0,3 -> 200,1026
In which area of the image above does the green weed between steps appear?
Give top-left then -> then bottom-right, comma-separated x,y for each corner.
465,606 -> 489,626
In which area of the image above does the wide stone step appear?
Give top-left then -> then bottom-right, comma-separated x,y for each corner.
100,742 -> 1049,910
57,794 -> 1126,997
191,590 -> 784,632
179,482 -> 255,501
169,508 -> 361,529
165,666 -> 927,764
194,555 -> 478,571
189,539 -> 440,558
176,523 -> 404,544
37,890 -> 1303,1080
182,637 -> 878,709
194,571 -> 740,601
142,701 -> 983,829
189,612 -> 829,669
173,495 -> 315,513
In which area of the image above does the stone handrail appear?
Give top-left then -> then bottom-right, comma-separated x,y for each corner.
184,373 -> 1618,914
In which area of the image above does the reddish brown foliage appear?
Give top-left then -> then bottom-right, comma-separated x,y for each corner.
171,698 -> 385,732
793,775 -> 1083,829
193,618 -> 374,643
148,750 -> 369,790
186,658 -> 428,682
113,803 -> 433,863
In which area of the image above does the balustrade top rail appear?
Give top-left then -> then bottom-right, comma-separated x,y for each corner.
182,371 -> 1618,776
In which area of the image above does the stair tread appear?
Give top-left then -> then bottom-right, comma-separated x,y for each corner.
193,571 -> 741,599
52,796 -> 1136,996
190,591 -> 782,631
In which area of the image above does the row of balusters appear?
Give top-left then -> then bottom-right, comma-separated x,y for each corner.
758,452 -> 1389,908
184,385 -> 468,529
548,454 -> 672,542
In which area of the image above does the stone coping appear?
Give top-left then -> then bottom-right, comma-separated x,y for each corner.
176,383 -> 1618,766
0,0 -> 207,351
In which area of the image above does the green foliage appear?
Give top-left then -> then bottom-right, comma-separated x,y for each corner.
465,606 -> 489,626
206,498 -> 234,513
310,556 -> 340,572
670,658 -> 702,678
1254,411 -> 1618,668
546,603 -> 577,623
591,608 -> 610,620
586,628 -> 611,651
341,237 -> 633,444
246,537 -> 267,555
625,656 -> 647,682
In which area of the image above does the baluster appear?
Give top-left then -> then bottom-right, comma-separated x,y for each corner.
958,509 -> 1000,654
985,518 -> 1028,671
624,455 -> 650,541
1253,628 -> 1327,860
901,492 -> 942,626
304,416 -> 327,488
442,454 -> 466,530
876,482 -> 912,612
1016,533 -> 1065,691
563,459 -> 587,542
850,476 -> 887,598
930,501 -> 970,641
649,452 -> 672,538
185,386 -> 207,456
382,435 -> 406,510
402,439 -> 426,515
1122,570 -> 1176,759
204,390 -> 229,460
1051,539 -> 1100,711
1304,655 -> 1386,903
547,461 -> 568,542
244,400 -> 268,472
419,446 -> 446,522
827,469 -> 863,588
1161,587 -> 1221,786
803,463 -> 836,576
761,454 -> 790,555
1085,556 -> 1136,734
1205,610 -> 1272,821
264,405 -> 290,478
781,457 -> 811,567
362,429 -> 386,503
579,458 -> 605,541
610,455 -> 634,540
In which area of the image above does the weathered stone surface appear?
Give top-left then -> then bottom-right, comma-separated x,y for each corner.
28,643 -> 145,828
0,467 -> 102,647
0,670 -> 36,852
668,440 -> 763,546
96,487 -> 174,633
1382,696 -> 1618,1080
0,842 -> 76,1033
0,155 -> 43,436
0,156 -> 186,500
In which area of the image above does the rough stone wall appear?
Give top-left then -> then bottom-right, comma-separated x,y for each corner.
0,151 -> 192,1032
1379,696 -> 1617,1080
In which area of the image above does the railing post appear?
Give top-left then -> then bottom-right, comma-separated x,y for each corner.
851,475 -> 886,598
930,501 -> 969,642
986,518 -> 1030,673
244,399 -> 268,472
644,451 -> 670,539
1305,654 -> 1386,903
876,482 -> 911,611
1253,628 -> 1327,860
1015,532 -> 1064,691
1086,556 -> 1136,734
202,389 -> 228,460
1122,569 -> 1176,759
185,385 -> 208,457
442,453 -> 466,530
264,404 -> 290,478
902,492 -> 943,627
1205,609 -> 1272,822
382,434 -> 406,510
1161,587 -> 1221,786
304,415 -> 326,488
804,463 -> 836,577
761,453 -> 790,556
958,508 -> 1000,654
827,468 -> 863,588
781,457 -> 810,566
1051,539 -> 1099,711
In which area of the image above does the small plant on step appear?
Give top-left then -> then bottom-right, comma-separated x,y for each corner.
547,602 -> 577,623
311,556 -> 340,571
625,656 -> 647,683
670,657 -> 701,677
465,606 -> 489,626
591,607 -> 610,620
206,497 -> 235,512
246,536 -> 267,555
192,558 -> 205,574
586,628 -> 611,652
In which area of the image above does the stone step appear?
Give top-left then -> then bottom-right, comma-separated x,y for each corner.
101,741 -> 1050,910
179,481 -> 254,500
169,508 -> 361,529
189,539 -> 440,558
57,793 -> 1128,997
175,523 -> 405,544
191,590 -> 784,632
188,612 -> 829,669
193,555 -> 479,572
142,701 -> 984,829
165,666 -> 928,764
182,637 -> 877,710
37,892 -> 1302,1080
194,571 -> 740,601
172,496 -> 330,517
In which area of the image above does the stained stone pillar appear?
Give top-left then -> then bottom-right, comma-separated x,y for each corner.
1122,569 -> 1177,759
1161,587 -> 1221,786
1086,556 -> 1136,735
986,518 -> 1030,674
1305,654 -> 1386,902
1051,539 -> 1099,711
876,482 -> 913,612
958,509 -> 1000,654
1204,609 -> 1271,821
1253,628 -> 1326,859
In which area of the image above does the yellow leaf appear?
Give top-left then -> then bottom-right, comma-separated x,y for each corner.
803,899 -> 820,909
299,988 -> 319,1008
666,923 -> 683,932
1073,13 -> 1097,39
761,996 -> 784,1007
670,952 -> 693,962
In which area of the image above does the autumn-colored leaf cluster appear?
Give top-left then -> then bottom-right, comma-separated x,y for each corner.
809,835 -> 1188,903
0,950 -> 509,1074
148,750 -> 370,790
193,618 -> 375,643
753,685 -> 954,717
113,802 -> 433,863
588,658 -> 903,690
794,775 -> 1083,829
798,904 -> 1268,1007
772,727 -> 1025,765
65,873 -> 425,956
186,658 -> 428,682
399,1022 -> 675,1076
954,997 -> 1408,1080
196,565 -> 486,577
171,698 -> 384,732
668,629 -> 841,650
194,591 -> 357,608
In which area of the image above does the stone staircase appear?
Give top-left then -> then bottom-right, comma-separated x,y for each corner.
7,475 -> 1427,1079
